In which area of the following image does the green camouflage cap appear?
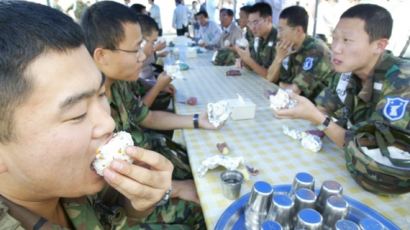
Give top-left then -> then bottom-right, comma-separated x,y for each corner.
344,120 -> 410,195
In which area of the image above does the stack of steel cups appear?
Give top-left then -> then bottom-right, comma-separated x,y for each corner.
322,195 -> 349,229
268,194 -> 294,230
289,172 -> 315,198
295,208 -> 323,229
316,180 -> 343,212
245,181 -> 274,230
292,188 -> 317,227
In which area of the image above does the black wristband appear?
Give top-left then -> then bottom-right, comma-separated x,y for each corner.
193,113 -> 199,129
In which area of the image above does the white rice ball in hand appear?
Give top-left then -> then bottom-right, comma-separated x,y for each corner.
269,89 -> 296,111
224,40 -> 231,47
92,131 -> 134,176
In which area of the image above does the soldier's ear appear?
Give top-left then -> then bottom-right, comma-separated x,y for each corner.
93,47 -> 110,66
373,38 -> 389,54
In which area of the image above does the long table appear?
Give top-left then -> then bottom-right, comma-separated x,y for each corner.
171,52 -> 410,229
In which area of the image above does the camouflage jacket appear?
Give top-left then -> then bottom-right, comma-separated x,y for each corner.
109,80 -> 150,148
315,51 -> 410,130
248,26 -> 277,69
279,36 -> 333,100
0,189 -> 205,230
0,195 -> 109,229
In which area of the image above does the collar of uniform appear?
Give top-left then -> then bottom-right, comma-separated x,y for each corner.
0,195 -> 72,229
297,35 -> 315,53
260,26 -> 277,45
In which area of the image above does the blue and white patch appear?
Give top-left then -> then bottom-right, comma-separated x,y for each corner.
383,97 -> 409,121
302,57 -> 314,70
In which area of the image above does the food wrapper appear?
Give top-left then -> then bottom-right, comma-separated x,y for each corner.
207,100 -> 231,127
197,155 -> 244,177
282,126 -> 322,152
93,131 -> 134,176
235,38 -> 249,48
269,89 -> 297,111
164,64 -> 182,80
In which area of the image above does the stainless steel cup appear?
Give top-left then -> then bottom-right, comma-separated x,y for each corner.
292,188 -> 317,226
289,172 -> 315,197
220,170 -> 244,200
245,181 -> 274,230
316,180 -> 343,212
261,220 -> 283,230
335,219 -> 360,230
358,218 -> 384,230
294,208 -> 323,230
322,195 -> 349,229
268,194 -> 294,230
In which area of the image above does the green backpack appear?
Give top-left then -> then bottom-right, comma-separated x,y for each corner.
344,120 -> 410,195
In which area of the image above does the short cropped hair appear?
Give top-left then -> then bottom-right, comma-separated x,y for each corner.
195,10 -> 208,18
81,1 -> 139,54
280,6 -> 308,33
220,8 -> 234,17
137,14 -> 159,37
249,2 -> 272,18
340,4 -> 393,42
240,5 -> 252,15
0,1 -> 84,143
130,3 -> 146,14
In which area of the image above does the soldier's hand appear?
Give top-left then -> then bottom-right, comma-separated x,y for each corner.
103,146 -> 173,212
198,111 -> 221,129
274,93 -> 321,123
162,84 -> 176,95
171,180 -> 200,204
275,40 -> 296,62
234,45 -> 251,62
156,72 -> 172,90
153,40 -> 166,52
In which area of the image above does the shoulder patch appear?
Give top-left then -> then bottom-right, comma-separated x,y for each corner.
383,97 -> 409,121
302,57 -> 314,70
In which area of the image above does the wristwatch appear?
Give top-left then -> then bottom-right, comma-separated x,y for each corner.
193,113 -> 199,129
156,188 -> 172,206
317,116 -> 331,131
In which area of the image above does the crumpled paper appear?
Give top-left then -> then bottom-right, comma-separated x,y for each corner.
207,100 -> 231,127
282,126 -> 322,152
197,155 -> 244,177
235,38 -> 249,48
269,89 -> 297,111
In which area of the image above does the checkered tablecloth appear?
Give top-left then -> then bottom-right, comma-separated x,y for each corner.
172,53 -> 410,229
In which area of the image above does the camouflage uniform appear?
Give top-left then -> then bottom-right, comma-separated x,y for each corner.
315,51 -> 410,130
279,36 -> 333,100
0,190 -> 205,229
247,26 -> 277,69
110,80 -> 192,180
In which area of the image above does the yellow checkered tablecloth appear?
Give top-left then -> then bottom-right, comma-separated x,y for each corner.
172,53 -> 410,229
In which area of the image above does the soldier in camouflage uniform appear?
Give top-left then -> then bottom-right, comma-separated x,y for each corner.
82,2 -> 218,228
235,2 -> 277,78
275,4 -> 409,149
0,1 -> 205,229
266,6 -> 333,101
136,14 -> 175,111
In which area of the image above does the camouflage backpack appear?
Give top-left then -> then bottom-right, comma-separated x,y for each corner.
344,120 -> 410,194
212,49 -> 237,66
